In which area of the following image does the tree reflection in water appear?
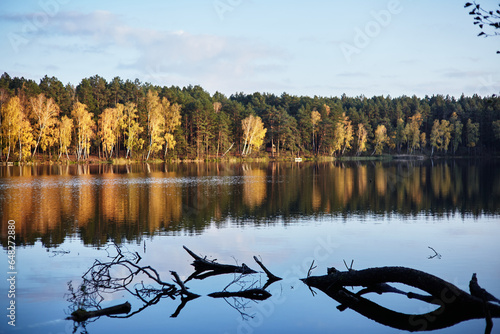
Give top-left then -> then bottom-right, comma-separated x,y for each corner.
2,160 -> 499,249
66,244 -> 499,333
302,265 -> 500,333
66,245 -> 280,333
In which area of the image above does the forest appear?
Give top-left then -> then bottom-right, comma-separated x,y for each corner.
0,72 -> 499,162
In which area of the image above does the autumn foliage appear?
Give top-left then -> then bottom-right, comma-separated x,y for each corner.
0,73 -> 498,162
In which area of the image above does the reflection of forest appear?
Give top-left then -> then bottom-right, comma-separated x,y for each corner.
1,160 -> 499,248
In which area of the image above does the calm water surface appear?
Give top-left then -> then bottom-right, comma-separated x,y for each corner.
1,160 -> 499,334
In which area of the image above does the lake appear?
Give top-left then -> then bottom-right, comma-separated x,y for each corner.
1,159 -> 499,334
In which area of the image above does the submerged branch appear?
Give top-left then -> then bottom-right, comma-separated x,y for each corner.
253,255 -> 282,283
183,246 -> 257,281
302,266 -> 500,332
208,289 -> 272,301
68,302 -> 131,322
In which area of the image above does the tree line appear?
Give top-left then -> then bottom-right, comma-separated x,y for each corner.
0,72 -> 499,162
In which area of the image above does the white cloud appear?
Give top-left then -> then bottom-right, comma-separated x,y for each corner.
32,10 -> 288,90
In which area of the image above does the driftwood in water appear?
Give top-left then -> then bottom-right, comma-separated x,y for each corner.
182,246 -> 279,320
253,255 -> 282,284
358,282 -> 440,305
69,301 -> 131,322
170,270 -> 199,298
169,270 -> 201,318
208,288 -> 272,301
183,245 -> 257,281
470,273 -> 500,304
302,266 -> 500,332
469,273 -> 499,334
66,244 -> 201,326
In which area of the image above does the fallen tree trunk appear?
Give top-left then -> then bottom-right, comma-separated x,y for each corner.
302,266 -> 500,332
208,288 -> 272,301
69,301 -> 132,322
183,246 -> 257,281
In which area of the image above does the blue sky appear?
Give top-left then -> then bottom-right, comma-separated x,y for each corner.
0,0 -> 499,97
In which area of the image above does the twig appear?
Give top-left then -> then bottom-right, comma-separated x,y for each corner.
307,260 -> 316,278
428,246 -> 442,259
50,248 -> 70,257
170,271 -> 199,298
343,259 -> 354,270
253,256 -> 282,282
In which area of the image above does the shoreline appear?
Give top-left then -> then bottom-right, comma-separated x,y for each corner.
1,153 -> 497,166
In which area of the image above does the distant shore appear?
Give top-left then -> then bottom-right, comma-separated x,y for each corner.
2,152 -> 498,166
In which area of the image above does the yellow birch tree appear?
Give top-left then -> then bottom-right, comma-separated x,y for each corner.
331,112 -> 354,155
122,102 -> 143,158
331,119 -> 345,156
356,123 -> 368,156
342,113 -> 354,154
407,112 -> 423,153
98,107 -> 121,159
1,96 -> 33,162
420,132 -> 427,152
29,93 -> 60,158
163,98 -> 181,158
1,96 -> 22,162
145,90 -> 164,160
372,124 -> 388,155
241,115 -> 266,155
430,119 -> 452,154
114,103 -> 125,158
71,102 -> 95,160
58,115 -> 73,160
18,116 -> 34,162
